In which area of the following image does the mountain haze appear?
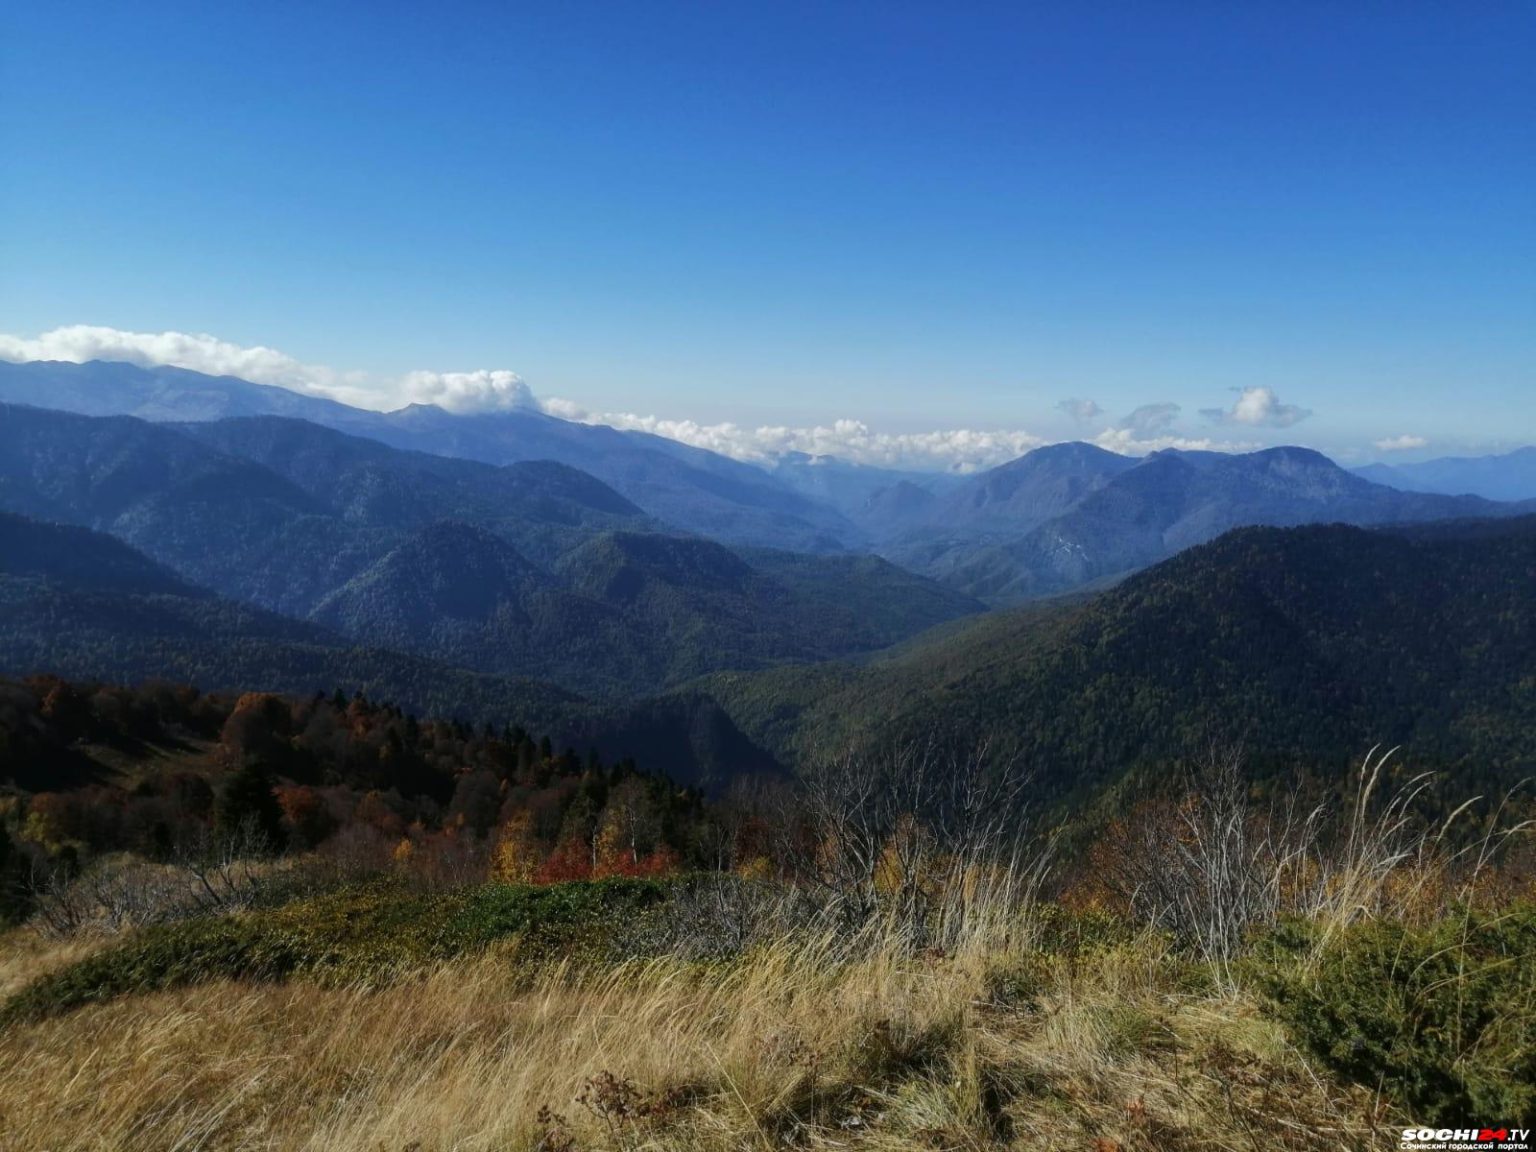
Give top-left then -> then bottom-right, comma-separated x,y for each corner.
1355,447 -> 1536,502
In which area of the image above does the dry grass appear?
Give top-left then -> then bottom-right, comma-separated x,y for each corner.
0,925 -> 110,1001
0,927 -> 1393,1152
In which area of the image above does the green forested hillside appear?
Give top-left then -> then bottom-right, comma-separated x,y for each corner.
0,514 -> 785,788
310,526 -> 983,695
702,518 -> 1536,805
0,572 -> 780,789
0,512 -> 200,597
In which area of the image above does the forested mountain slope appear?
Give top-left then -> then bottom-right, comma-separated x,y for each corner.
0,514 -> 779,788
702,517 -> 1536,805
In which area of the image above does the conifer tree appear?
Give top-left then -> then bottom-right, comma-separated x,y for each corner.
215,762 -> 286,851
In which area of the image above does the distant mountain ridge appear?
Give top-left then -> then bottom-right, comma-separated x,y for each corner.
0,360 -> 858,551
0,404 -> 983,696
3,358 -> 1531,606
874,442 -> 1521,600
1354,447 -> 1536,502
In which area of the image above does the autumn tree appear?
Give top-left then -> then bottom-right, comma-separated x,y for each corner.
491,810 -> 542,884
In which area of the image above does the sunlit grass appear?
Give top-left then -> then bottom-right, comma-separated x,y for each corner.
0,919 -> 1389,1152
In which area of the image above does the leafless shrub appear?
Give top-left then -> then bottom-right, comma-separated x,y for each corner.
1101,741 -> 1532,983
613,873 -> 824,961
24,817 -> 288,937
789,737 -> 1052,953
176,818 -> 280,914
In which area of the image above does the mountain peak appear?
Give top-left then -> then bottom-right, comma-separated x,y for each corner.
0,511 -> 204,597
557,532 -> 757,602
313,521 -> 550,630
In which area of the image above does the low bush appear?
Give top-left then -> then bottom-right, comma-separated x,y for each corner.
1251,905 -> 1536,1122
1,916 -> 304,1022
444,877 -> 670,956
0,876 -> 675,1023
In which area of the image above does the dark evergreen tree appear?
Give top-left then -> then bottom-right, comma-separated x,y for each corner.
215,762 -> 286,850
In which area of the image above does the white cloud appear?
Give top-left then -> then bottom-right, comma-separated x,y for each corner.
0,324 -> 369,400
1056,397 -> 1103,424
0,325 -> 538,413
0,324 -> 1276,471
549,397 -> 1265,469
1075,399 -> 1259,455
396,369 -> 538,414
1201,386 -> 1311,428
1373,434 -> 1428,453
1090,427 -> 1258,456
541,401 -> 1046,472
1121,402 -> 1182,438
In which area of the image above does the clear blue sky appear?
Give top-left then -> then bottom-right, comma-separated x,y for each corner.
2,1 -> 1532,458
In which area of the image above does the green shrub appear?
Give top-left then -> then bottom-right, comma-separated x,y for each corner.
1032,903 -> 1142,955
1,916 -> 304,1022
444,877 -> 670,956
1,877 -> 673,1024
1251,906 -> 1536,1122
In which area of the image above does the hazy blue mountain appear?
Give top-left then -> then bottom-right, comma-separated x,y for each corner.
0,405 -> 659,615
0,511 -> 201,597
1354,447 -> 1536,501
0,360 -> 859,550
177,416 -> 649,564
364,403 -> 859,551
11,360 -> 1527,626
856,480 -> 939,534
0,404 -> 407,615
908,441 -> 1137,538
0,358 -> 363,423
888,444 -> 1516,600
767,452 -> 963,518
0,406 -> 981,695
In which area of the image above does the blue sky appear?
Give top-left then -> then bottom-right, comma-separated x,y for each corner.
2,2 -> 1532,466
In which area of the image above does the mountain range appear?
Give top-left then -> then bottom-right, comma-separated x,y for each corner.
0,509 -> 785,789
3,358 -> 1531,606
870,442 -> 1521,600
1354,447 -> 1536,502
0,359 -> 856,552
0,402 -> 982,696
4,354 -> 1536,804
